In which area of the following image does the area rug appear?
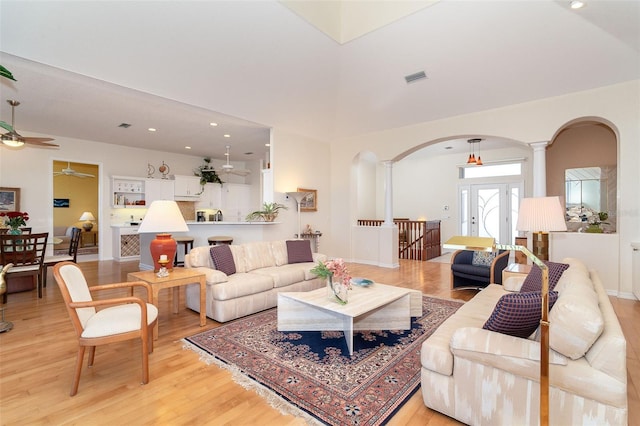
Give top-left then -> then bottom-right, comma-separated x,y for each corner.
53,246 -> 98,256
183,295 -> 463,425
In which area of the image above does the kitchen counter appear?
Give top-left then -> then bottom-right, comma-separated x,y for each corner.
185,221 -> 280,225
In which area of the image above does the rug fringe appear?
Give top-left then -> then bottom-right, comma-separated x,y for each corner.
182,339 -> 325,426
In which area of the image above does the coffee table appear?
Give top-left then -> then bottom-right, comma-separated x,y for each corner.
127,268 -> 206,340
277,282 -> 422,356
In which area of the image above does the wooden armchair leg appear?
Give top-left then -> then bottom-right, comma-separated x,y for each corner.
88,346 -> 96,366
141,335 -> 150,385
71,346 -> 86,396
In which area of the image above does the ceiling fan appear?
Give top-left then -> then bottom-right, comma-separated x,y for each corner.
204,145 -> 251,177
1,100 -> 58,148
53,162 -> 95,178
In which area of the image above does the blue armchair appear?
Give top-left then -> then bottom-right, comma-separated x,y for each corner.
450,249 -> 510,290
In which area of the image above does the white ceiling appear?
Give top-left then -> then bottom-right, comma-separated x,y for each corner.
0,0 -> 638,161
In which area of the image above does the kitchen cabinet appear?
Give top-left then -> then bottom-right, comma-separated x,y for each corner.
112,176 -> 145,208
112,226 -> 140,261
145,179 -> 175,204
221,183 -> 251,222
173,175 -> 202,199
195,182 -> 222,210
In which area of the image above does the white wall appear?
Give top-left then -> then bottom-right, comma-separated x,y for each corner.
330,80 -> 640,297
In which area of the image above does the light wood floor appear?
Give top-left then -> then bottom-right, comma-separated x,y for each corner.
1,259 -> 638,425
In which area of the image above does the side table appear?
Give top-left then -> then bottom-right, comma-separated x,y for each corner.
127,268 -> 206,340
502,263 -> 532,283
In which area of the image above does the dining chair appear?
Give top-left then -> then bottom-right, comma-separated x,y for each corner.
53,261 -> 158,396
42,227 -> 82,288
0,232 -> 48,302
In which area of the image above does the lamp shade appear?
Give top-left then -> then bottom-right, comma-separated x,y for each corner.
138,200 -> 188,272
137,200 -> 188,233
516,196 -> 567,232
78,212 -> 96,222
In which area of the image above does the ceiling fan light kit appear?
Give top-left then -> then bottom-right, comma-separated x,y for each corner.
1,100 -> 58,148
53,162 -> 95,178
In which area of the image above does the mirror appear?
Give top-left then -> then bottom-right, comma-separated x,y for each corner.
565,166 -> 616,233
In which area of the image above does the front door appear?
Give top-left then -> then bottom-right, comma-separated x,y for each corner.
459,182 -> 522,245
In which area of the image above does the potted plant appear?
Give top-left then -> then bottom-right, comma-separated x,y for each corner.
193,157 -> 223,186
245,202 -> 287,222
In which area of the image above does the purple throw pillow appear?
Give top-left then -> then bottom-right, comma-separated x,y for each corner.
519,261 -> 569,293
209,245 -> 236,276
286,240 -> 313,264
483,291 -> 559,338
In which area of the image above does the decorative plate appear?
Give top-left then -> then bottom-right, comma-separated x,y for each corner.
351,277 -> 374,287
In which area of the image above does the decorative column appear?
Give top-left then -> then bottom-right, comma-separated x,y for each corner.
383,161 -> 394,226
530,141 -> 549,197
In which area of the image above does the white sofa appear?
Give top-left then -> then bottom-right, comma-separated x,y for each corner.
420,257 -> 627,425
184,241 -> 326,322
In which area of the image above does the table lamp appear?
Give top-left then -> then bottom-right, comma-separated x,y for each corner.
516,196 -> 567,261
443,196 -> 566,426
137,200 -> 188,272
78,212 -> 96,232
287,191 -> 310,239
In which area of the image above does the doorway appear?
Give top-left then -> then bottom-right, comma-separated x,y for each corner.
52,160 -> 100,259
459,182 -> 523,245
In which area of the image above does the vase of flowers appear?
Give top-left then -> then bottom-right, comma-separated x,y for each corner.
0,211 -> 29,234
311,258 -> 352,305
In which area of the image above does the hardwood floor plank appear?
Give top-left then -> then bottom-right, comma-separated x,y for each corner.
0,259 -> 636,425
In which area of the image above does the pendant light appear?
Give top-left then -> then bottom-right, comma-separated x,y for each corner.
467,138 -> 483,166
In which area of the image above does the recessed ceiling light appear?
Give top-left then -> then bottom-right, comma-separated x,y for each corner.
265,143 -> 271,147
444,146 -> 453,150
148,128 -> 156,132
210,122 -> 218,127
118,123 -> 131,128
570,0 -> 585,9
185,146 -> 192,150
224,134 -> 230,138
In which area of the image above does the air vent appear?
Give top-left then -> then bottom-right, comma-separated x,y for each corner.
404,71 -> 427,84
118,123 -> 131,128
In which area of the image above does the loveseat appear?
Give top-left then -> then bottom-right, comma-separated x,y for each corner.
421,257 -> 627,425
184,240 -> 327,322
53,226 -> 74,251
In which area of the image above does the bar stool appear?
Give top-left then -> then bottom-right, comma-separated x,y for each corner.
174,236 -> 195,266
207,236 -> 233,246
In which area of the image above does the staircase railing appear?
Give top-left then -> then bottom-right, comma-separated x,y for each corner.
356,219 -> 441,260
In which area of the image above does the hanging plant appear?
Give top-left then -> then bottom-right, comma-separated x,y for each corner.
0,65 -> 16,133
193,157 -> 223,185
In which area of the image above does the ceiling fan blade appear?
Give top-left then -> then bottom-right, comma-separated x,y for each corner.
72,172 -> 95,178
25,139 -> 59,147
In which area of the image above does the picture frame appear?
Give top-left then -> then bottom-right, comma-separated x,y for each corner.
297,188 -> 317,212
0,187 -> 20,212
53,198 -> 70,208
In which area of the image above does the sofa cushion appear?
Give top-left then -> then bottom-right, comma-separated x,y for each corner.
549,272 -> 604,360
483,291 -> 559,338
242,242 -> 276,272
210,273 -> 274,301
251,265 -> 306,288
271,240 -> 288,266
451,263 -> 490,278
519,261 -> 569,293
471,251 -> 496,267
188,246 -> 214,269
286,239 -> 313,264
210,245 -> 236,276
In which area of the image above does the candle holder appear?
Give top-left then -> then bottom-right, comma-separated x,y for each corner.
156,258 -> 170,278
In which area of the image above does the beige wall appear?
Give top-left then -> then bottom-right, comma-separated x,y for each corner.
546,123 -> 617,200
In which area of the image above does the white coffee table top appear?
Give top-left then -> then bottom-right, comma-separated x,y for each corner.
279,282 -> 412,318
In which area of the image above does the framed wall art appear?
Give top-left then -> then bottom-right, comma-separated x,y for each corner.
0,187 -> 20,212
297,188 -> 317,212
53,198 -> 70,208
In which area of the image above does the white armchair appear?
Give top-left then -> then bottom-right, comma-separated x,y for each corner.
52,262 -> 158,396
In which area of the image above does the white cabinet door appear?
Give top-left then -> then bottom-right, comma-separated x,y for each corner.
196,183 -> 222,209
145,179 -> 175,204
174,175 -> 202,198
222,183 -> 251,221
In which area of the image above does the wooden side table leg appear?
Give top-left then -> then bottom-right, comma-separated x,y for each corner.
199,278 -> 206,327
172,287 -> 179,314
152,288 -> 160,340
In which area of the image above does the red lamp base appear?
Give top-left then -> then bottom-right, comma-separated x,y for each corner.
150,233 -> 177,272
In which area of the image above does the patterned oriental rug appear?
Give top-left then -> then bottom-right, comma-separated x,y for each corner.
184,295 -> 463,426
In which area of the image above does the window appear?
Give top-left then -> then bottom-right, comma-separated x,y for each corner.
461,162 -> 522,179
